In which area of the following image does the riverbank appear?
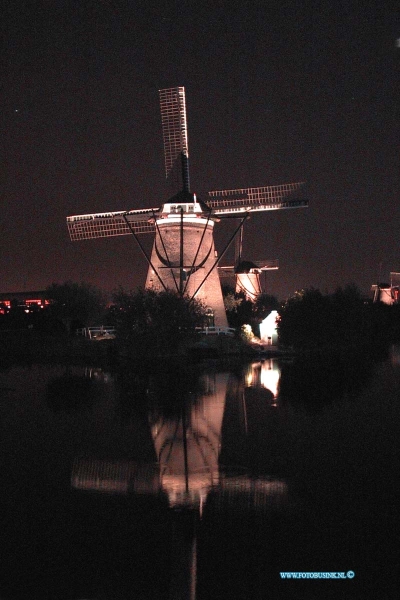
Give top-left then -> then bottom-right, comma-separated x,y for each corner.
0,329 -> 262,368
0,330 -> 117,368
1,328 -> 395,371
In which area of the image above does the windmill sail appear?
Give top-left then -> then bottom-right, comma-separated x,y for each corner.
207,182 -> 307,215
219,260 -> 279,273
159,87 -> 190,192
67,208 -> 157,241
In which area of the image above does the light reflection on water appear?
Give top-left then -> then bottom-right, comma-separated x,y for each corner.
0,353 -> 399,599
244,359 -> 281,400
71,368 -> 288,513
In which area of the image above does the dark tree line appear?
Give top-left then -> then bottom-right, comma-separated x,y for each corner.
278,285 -> 400,353
46,281 -> 107,332
5,280 -> 399,360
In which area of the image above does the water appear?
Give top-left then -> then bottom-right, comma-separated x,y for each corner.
0,354 -> 398,599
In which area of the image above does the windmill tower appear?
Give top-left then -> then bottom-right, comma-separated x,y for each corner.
66,87 -> 308,327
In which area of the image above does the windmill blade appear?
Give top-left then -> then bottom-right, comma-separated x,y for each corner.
218,259 -> 279,276
67,208 -> 157,241
252,259 -> 279,270
207,182 -> 308,216
159,87 -> 190,192
217,266 -> 236,277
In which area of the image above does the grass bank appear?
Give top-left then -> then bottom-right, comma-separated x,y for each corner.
0,329 -> 257,367
0,330 -> 117,367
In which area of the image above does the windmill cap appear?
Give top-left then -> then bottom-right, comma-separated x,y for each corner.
235,261 -> 259,273
166,190 -> 211,212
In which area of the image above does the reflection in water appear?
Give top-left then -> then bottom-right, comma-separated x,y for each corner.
151,373 -> 228,511
84,366 -> 113,383
71,364 -> 287,511
46,371 -> 96,412
390,343 -> 400,366
260,360 -> 280,399
71,459 -> 160,495
244,360 -> 281,401
71,363 -> 288,599
2,354 -> 396,599
278,350 -> 379,406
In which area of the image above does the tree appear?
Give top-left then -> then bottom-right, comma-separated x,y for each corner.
112,288 -> 207,357
254,293 -> 279,319
278,288 -> 328,351
46,281 -> 107,332
222,285 -> 243,313
278,284 -> 397,353
222,285 -> 279,336
329,284 -> 366,346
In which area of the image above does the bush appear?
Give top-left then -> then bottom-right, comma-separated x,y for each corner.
112,288 -> 207,357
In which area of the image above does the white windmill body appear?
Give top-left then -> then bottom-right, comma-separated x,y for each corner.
144,194 -> 228,326
66,87 -> 308,326
234,260 -> 280,302
236,266 -> 266,301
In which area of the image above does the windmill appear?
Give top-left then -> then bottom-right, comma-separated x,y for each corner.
66,87 -> 308,327
218,224 -> 280,302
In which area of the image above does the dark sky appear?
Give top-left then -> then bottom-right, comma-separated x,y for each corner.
2,0 -> 399,300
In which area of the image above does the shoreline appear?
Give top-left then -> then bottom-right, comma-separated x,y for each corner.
0,329 -> 392,371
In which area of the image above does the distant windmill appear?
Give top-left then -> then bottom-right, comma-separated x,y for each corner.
218,225 -> 279,301
66,87 -> 308,327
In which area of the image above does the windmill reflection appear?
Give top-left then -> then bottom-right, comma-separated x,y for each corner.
150,372 -> 227,511
71,361 -> 286,509
71,362 -> 287,599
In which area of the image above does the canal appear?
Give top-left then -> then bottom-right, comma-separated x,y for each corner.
0,351 -> 398,599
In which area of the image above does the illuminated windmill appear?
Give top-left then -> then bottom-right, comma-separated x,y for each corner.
218,226 -> 280,301
66,87 -> 308,326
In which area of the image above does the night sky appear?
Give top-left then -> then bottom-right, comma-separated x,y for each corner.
2,1 -> 399,300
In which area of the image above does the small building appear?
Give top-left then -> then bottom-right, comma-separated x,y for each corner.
259,310 -> 279,345
0,291 -> 50,313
